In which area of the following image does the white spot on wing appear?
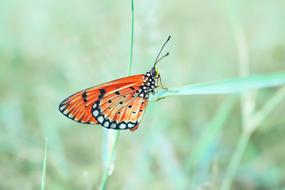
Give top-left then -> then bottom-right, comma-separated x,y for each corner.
93,110 -> 99,117
111,123 -> 117,128
127,123 -> 135,128
119,123 -> 126,129
93,103 -> 98,108
60,105 -> 66,111
97,116 -> 104,123
104,121 -> 110,127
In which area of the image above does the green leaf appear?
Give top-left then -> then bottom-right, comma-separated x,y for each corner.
157,72 -> 285,98
41,138 -> 48,190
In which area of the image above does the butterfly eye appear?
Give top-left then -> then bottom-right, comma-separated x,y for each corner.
150,67 -> 157,77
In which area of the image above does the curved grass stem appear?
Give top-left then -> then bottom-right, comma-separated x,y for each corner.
99,132 -> 120,190
41,138 -> 48,190
220,132 -> 250,190
128,0 -> 134,75
99,0 -> 134,189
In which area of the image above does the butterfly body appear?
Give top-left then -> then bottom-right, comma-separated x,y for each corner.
59,68 -> 160,131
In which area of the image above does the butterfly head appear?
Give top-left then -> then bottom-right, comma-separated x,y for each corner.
152,35 -> 171,79
140,35 -> 171,95
150,67 -> 160,79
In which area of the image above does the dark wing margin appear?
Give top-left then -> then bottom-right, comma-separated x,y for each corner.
59,89 -> 99,124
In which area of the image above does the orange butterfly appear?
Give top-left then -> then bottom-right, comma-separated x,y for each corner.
59,36 -> 171,132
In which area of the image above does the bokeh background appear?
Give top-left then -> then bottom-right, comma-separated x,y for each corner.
1,0 -> 285,189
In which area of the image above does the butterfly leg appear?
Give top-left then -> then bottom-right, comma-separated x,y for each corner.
158,78 -> 178,94
155,97 -> 166,102
159,77 -> 177,92
158,76 -> 168,90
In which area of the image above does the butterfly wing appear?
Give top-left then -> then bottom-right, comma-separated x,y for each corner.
97,87 -> 148,131
59,74 -> 148,131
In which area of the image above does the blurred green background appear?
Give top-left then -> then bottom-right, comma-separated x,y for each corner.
1,0 -> 285,189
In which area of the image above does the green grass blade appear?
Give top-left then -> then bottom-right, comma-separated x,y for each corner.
188,97 -> 236,188
157,72 -> 285,98
249,86 -> 285,132
220,87 -> 285,190
100,1 -> 135,189
191,97 -> 236,162
220,132 -> 250,190
100,131 -> 120,190
41,138 -> 48,190
128,0 -> 134,75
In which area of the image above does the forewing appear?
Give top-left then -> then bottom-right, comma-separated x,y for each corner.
59,87 -> 100,124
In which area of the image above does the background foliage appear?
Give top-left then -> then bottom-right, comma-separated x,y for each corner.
0,0 -> 285,189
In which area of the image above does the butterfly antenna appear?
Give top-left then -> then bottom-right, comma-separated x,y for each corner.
154,35 -> 171,67
156,52 -> 169,64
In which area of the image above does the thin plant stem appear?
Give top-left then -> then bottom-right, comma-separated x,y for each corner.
220,132 -> 250,190
99,0 -> 135,189
128,0 -> 135,75
220,7 -> 285,188
220,87 -> 285,190
249,86 -> 285,133
221,5 -> 253,189
41,138 -> 48,190
99,133 -> 120,190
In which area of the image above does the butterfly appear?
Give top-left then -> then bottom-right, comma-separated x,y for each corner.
59,36 -> 171,132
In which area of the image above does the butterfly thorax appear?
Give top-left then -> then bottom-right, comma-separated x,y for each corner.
137,69 -> 159,99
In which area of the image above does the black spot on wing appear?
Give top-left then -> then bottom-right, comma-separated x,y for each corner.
98,89 -> 106,99
82,91 -> 88,103
99,89 -> 106,94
